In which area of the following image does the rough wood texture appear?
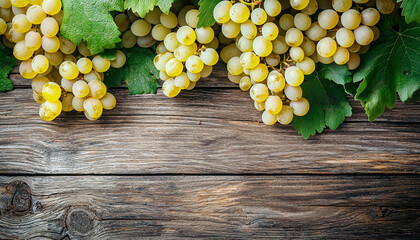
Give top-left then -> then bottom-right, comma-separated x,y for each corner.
0,88 -> 419,174
0,176 -> 419,239
1,64 -> 419,239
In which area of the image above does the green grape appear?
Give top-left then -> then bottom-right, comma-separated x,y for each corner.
78,42 -> 92,57
301,0 -> 318,15
284,84 -> 302,101
250,83 -> 269,102
33,91 -> 46,104
88,80 -> 107,99
213,1 -> 232,24
336,28 -> 355,48
84,70 -> 101,83
0,0 -> 12,8
25,31 -> 42,51
300,37 -> 315,56
290,97 -> 310,116
264,0 -> 282,17
42,81 -> 61,102
254,101 -> 265,111
162,78 -> 181,97
253,36 -> 273,57
220,43 -> 241,63
222,20 -> 240,39
39,100 -> 62,121
290,0 -> 310,10
240,52 -> 260,70
59,36 -> 76,54
26,5 -> 46,25
156,42 -> 168,54
41,36 -> 60,53
195,27 -> 214,44
251,7 -> 267,25
84,97 -> 103,120
279,14 -> 294,31
13,40 -> 33,60
72,96 -> 85,112
100,92 -> 116,110
229,3 -> 250,23
92,55 -> 111,73
285,66 -> 304,86
277,105 -> 294,125
122,30 -> 137,49
227,56 -> 243,75
240,20 -> 257,40
265,95 -> 283,115
332,0 -> 352,12
262,110 -> 277,125
285,28 -> 304,47
163,32 -> 181,52
341,9 -> 361,30
317,37 -> 337,57
0,18 -> 7,35
114,13 -> 130,32
137,34 -> 156,48
42,0 -> 61,16
151,24 -> 171,41
12,14 -> 31,33
294,13 -> 311,31
19,59 -> 37,79
32,75 -> 49,94
200,48 -> 219,66
272,36 -> 289,54
154,52 -> 174,71
110,50 -> 126,69
376,0 -> 395,14
250,63 -> 269,83
261,22 -> 279,41
160,11 -> 178,29
72,80 -> 89,98
174,72 -> 190,90
131,19 -> 151,37
32,54 -> 49,73
333,47 -> 350,65
185,9 -> 199,28
187,71 -> 201,82
290,47 -> 305,62
296,57 -> 315,75
239,76 -> 252,91
175,44 -> 196,62
305,22 -> 327,41
61,78 -> 76,92
62,93 -> 74,112
267,70 -> 285,92
176,26 -> 196,46
59,61 -> 79,79
40,17 -> 58,37
354,25 -> 374,45
165,58 -> 183,77
77,58 -> 93,74
186,55 -> 204,74
318,10 -> 339,30
145,7 -> 162,25
237,36 -> 254,52
347,52 -> 360,70
361,8 -> 380,26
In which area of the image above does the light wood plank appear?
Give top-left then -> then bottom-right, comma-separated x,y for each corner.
0,89 -> 419,174
0,176 -> 419,239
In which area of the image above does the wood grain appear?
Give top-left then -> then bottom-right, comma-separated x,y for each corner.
0,176 -> 419,239
0,88 -> 419,175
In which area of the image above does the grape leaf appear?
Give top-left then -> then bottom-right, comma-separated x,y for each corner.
104,46 -> 159,95
292,64 -> 352,139
197,0 -> 222,28
100,49 -> 117,60
353,16 -> 420,121
125,0 -> 177,17
397,0 -> 420,23
61,0 -> 124,55
0,41 -> 17,92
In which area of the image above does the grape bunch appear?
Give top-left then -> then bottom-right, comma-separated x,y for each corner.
115,4 -> 220,97
214,0 -> 394,126
0,0 -> 124,121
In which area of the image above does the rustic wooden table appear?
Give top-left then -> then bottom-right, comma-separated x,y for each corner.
0,64 -> 419,239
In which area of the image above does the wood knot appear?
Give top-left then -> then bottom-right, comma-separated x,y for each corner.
66,209 -> 95,236
9,181 -> 32,214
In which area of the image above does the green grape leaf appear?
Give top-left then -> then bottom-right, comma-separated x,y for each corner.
0,41 -> 17,92
197,0 -> 222,28
397,0 -> 420,23
100,49 -> 117,60
353,16 -> 420,121
292,64 -> 352,139
125,0 -> 177,17
104,46 -> 159,95
61,0 -> 124,55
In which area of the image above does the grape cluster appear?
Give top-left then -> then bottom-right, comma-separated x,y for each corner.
115,4 -> 220,97
0,0 -> 123,121
215,0 -> 394,126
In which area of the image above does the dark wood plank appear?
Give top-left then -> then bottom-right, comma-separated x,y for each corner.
0,89 -> 419,174
0,176 -> 419,239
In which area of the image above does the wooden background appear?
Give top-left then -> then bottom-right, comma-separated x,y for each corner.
0,64 -> 419,239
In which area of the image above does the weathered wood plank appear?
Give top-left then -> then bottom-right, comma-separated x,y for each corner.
0,89 -> 419,174
0,176 -> 419,239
